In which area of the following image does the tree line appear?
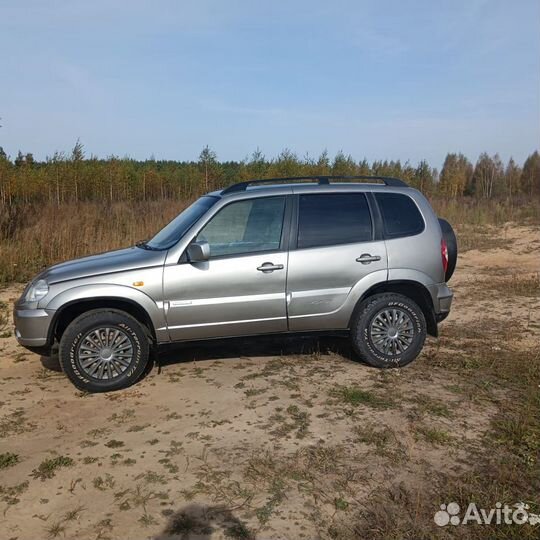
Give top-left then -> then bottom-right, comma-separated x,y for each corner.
0,142 -> 538,205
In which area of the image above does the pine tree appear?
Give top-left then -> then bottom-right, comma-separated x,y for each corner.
357,158 -> 371,175
272,149 -> 302,177
521,151 -> 540,197
14,151 -> 25,167
439,153 -> 472,197
24,153 -> 34,167
414,160 -> 434,193
198,145 -> 219,192
332,151 -> 356,176
316,150 -> 330,175
247,148 -> 267,179
71,139 -> 84,201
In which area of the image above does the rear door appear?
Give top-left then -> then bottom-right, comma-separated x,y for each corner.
286,192 -> 387,331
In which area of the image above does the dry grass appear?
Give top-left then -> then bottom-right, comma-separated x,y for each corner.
1,196 -> 539,285
484,273 -> 540,297
0,200 -> 186,283
456,225 -> 514,252
432,197 -> 540,227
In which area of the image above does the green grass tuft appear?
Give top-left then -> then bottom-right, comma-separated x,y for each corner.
0,452 -> 19,470
31,456 -> 74,480
332,385 -> 395,409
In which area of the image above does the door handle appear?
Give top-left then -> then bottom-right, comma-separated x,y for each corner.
257,262 -> 284,273
356,253 -> 382,264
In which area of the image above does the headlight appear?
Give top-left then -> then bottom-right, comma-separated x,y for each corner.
26,279 -> 49,302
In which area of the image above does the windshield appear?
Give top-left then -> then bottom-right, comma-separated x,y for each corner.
144,196 -> 219,250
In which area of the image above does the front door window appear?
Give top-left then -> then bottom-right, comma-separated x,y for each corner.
196,196 -> 286,257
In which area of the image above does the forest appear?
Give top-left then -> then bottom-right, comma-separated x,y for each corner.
1,144 -> 539,204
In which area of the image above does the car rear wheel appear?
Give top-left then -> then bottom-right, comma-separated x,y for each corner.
59,309 -> 150,392
350,293 -> 426,368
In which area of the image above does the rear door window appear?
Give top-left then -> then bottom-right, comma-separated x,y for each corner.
375,193 -> 424,238
297,193 -> 372,249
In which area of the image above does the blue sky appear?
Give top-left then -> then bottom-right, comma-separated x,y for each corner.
1,0 -> 539,168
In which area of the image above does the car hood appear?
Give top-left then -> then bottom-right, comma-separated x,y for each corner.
39,246 -> 167,284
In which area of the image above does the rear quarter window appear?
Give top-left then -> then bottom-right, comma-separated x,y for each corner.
375,192 -> 425,238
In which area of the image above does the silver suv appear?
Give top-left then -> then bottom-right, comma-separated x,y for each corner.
14,176 -> 456,393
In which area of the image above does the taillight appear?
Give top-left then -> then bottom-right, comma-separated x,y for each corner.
441,238 -> 448,274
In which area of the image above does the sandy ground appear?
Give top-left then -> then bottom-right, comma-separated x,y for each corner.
0,225 -> 538,540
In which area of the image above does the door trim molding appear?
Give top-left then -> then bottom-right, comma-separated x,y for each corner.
167,315 -> 286,330
169,292 -> 285,308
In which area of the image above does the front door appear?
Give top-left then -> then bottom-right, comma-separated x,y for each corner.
163,195 -> 290,341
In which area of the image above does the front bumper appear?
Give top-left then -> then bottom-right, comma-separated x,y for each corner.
13,307 -> 55,348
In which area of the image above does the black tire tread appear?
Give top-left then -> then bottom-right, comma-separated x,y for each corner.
58,309 -> 150,393
350,293 -> 426,368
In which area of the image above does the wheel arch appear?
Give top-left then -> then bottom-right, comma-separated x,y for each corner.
49,297 -> 157,345
349,280 -> 438,337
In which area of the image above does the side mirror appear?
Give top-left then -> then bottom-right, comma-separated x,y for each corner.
187,240 -> 210,262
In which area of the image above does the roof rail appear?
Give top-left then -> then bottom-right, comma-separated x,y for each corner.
221,175 -> 408,195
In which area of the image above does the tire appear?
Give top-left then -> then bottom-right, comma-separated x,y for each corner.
350,293 -> 426,368
438,218 -> 457,282
59,309 -> 150,393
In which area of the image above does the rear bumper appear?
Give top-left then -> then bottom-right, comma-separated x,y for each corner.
427,283 -> 453,316
13,307 -> 55,349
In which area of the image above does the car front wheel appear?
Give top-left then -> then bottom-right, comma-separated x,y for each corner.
350,293 -> 426,368
59,309 -> 150,392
